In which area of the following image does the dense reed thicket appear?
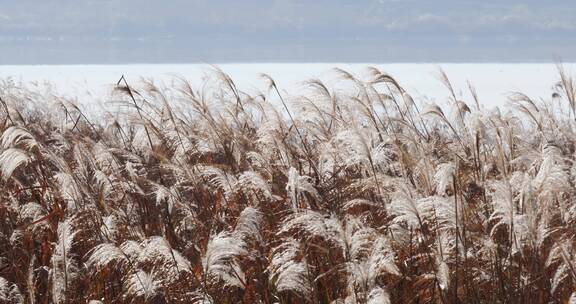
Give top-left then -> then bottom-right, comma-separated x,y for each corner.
0,66 -> 575,304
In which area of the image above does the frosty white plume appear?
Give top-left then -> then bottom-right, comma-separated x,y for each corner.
236,170 -> 274,202
434,162 -> 455,195
0,276 -> 24,304
0,148 -> 31,180
202,231 -> 247,288
235,206 -> 263,242
137,236 -> 191,283
268,238 -> 311,298
124,270 -> 160,302
1,126 -> 38,150
286,167 -> 320,211
367,287 -> 391,304
51,219 -> 79,304
86,243 -> 128,270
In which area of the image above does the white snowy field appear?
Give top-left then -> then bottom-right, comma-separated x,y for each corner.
0,63 -> 574,110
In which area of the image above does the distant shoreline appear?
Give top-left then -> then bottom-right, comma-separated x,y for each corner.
0,63 -> 572,110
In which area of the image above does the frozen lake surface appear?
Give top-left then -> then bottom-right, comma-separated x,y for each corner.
0,63 -> 574,110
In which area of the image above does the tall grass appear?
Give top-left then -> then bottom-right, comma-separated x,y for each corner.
0,66 -> 575,303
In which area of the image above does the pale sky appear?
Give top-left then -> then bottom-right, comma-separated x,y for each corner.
0,0 -> 574,64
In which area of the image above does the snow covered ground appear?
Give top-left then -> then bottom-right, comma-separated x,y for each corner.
0,63 -> 574,110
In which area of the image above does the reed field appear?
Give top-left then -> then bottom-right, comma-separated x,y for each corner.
1,65 -> 576,303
